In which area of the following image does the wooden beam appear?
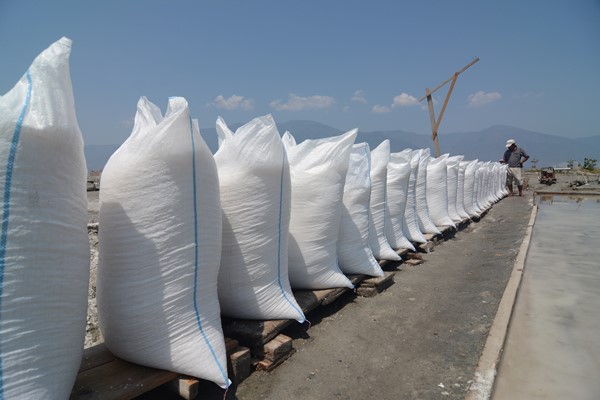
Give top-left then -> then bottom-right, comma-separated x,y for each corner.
426,89 -> 440,157
434,72 -> 459,134
418,57 -> 480,102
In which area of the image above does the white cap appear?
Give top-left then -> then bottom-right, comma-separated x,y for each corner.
505,139 -> 516,148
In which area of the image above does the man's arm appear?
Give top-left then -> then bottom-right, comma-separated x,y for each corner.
518,148 -> 529,166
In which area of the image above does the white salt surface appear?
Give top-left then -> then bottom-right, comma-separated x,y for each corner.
493,196 -> 600,399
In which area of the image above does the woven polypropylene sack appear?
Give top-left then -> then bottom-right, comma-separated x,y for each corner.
426,154 -> 456,228
446,155 -> 464,223
283,130 -> 357,289
476,162 -> 488,209
403,150 -> 428,244
415,149 -> 441,235
385,152 -> 415,251
0,37 -> 89,399
490,163 -> 502,202
473,161 -> 485,215
97,97 -> 229,388
496,163 -> 510,198
214,115 -> 305,322
481,162 -> 495,208
367,140 -> 402,260
463,160 -> 480,217
456,161 -> 471,219
338,143 -> 384,276
479,162 -> 492,208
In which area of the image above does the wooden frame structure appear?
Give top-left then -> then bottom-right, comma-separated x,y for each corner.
419,58 -> 479,157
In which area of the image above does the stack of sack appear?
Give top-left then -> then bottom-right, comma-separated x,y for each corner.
1,37 -> 511,395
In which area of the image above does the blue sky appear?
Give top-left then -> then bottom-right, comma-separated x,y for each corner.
1,0 -> 599,145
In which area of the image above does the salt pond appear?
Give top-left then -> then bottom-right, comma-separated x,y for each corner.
493,195 -> 600,399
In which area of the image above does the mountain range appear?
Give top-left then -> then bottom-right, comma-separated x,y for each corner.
85,121 -> 599,171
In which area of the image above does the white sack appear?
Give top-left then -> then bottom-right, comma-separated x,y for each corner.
498,163 -> 510,198
472,161 -> 485,215
283,130 -> 357,289
483,162 -> 496,207
480,162 -> 493,208
98,97 -> 229,388
338,143 -> 384,276
385,152 -> 415,251
475,162 -> 489,212
446,155 -> 464,223
214,115 -> 305,322
464,160 -> 481,217
403,150 -> 428,244
0,37 -> 89,400
490,163 -> 503,202
426,154 -> 456,228
368,140 -> 402,260
415,149 -> 441,234
456,161 -> 471,219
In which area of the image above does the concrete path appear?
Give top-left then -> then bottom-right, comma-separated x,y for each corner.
218,195 -> 534,400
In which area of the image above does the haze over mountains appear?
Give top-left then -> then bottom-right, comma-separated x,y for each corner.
85,121 -> 599,171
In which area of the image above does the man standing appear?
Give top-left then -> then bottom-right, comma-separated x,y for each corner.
500,139 -> 529,196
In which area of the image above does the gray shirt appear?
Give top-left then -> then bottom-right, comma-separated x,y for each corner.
503,146 -> 528,167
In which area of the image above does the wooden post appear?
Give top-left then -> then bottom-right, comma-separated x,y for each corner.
426,88 -> 440,157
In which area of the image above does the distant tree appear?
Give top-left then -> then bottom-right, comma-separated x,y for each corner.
583,157 -> 597,171
567,159 -> 576,168
530,158 -> 539,169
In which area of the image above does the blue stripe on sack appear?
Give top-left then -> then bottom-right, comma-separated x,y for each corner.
188,118 -> 229,387
0,70 -> 32,396
276,147 -> 304,322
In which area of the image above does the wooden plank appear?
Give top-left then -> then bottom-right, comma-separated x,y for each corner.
71,358 -> 177,400
314,274 -> 363,306
222,318 -> 293,349
79,344 -> 116,373
254,349 -> 296,372
262,334 -> 293,362
293,289 -> 321,313
228,346 -> 252,385
225,338 -> 239,353
360,272 -> 395,288
166,377 -> 199,400
356,272 -> 395,297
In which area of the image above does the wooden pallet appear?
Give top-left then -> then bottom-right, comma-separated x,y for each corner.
71,339 -> 252,400
70,344 -> 183,400
72,258 -> 405,399
355,271 -> 396,297
253,334 -> 296,372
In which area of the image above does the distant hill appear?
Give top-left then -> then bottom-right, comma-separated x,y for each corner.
84,121 -> 599,171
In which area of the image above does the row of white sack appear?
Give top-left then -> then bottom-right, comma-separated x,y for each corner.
0,38 -> 508,396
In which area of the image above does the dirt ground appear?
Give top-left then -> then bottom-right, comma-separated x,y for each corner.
88,170 -> 598,399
